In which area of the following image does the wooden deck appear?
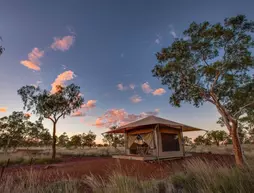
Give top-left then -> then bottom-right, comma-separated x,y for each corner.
112,153 -> 192,161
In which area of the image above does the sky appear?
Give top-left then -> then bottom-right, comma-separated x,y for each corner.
0,0 -> 253,143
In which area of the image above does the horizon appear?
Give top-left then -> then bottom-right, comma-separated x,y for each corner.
0,0 -> 253,143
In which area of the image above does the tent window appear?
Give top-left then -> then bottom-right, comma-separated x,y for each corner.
161,133 -> 180,152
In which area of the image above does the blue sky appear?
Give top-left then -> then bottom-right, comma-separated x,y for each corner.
0,0 -> 253,142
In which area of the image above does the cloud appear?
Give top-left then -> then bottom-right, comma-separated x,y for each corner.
152,88 -> 166,96
20,48 -> 44,71
140,109 -> 160,117
129,84 -> 135,90
155,39 -> 160,44
169,25 -> 177,39
117,83 -> 135,91
94,108 -> 160,128
71,100 -> 96,117
24,113 -> 31,118
71,111 -> 85,117
155,108 -> 160,112
36,80 -> 42,85
120,53 -> 124,58
155,34 -> 162,45
141,82 -> 153,93
117,83 -> 127,91
51,70 -> 75,93
0,107 -> 7,112
82,100 -> 97,110
130,95 -> 142,103
51,35 -> 75,51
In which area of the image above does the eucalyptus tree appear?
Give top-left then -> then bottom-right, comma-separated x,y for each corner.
152,15 -> 254,166
18,84 -> 84,159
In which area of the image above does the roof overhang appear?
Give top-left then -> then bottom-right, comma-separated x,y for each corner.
104,122 -> 206,134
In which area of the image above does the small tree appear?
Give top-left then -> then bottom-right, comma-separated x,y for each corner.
207,130 -> 228,146
81,131 -> 96,148
102,126 -> 124,148
183,136 -> 193,146
18,84 -> 84,159
58,132 -> 69,147
24,120 -> 51,147
152,15 -> 254,166
194,135 -> 205,145
69,134 -> 82,148
0,112 -> 28,151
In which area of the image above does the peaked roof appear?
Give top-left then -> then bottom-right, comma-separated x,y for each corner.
105,115 -> 206,133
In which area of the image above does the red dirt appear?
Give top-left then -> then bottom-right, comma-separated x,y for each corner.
2,153 -> 235,181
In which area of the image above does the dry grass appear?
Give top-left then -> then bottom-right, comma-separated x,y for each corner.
1,155 -> 254,193
0,145 -> 254,192
0,147 -> 124,166
185,144 -> 253,154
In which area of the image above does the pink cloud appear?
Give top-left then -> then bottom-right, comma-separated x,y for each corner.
117,83 -> 128,91
93,108 -> 159,128
51,35 -> 75,51
0,107 -> 7,112
51,70 -> 75,93
20,48 -> 44,71
141,82 -> 153,93
130,95 -> 142,103
129,84 -> 135,90
71,111 -> 85,117
117,83 -> 136,91
82,100 -> 97,110
71,100 -> 96,118
152,88 -> 166,96
140,109 -> 159,117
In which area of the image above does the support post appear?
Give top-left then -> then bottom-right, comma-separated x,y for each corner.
181,126 -> 185,157
124,129 -> 128,155
154,124 -> 159,160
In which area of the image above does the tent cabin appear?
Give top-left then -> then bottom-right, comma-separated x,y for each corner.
104,116 -> 205,161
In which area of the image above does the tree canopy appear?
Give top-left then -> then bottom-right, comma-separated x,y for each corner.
102,126 -> 124,148
207,130 -> 228,146
0,111 -> 51,151
152,15 -> 254,166
18,83 -> 84,159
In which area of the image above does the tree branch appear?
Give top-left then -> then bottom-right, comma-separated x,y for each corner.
211,71 -> 220,93
46,116 -> 55,123
56,113 -> 64,122
233,101 -> 254,117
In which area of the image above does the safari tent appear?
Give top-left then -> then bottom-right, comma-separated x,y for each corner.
105,116 -> 205,161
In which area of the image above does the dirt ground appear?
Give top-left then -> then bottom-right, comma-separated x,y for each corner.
3,153 -> 235,181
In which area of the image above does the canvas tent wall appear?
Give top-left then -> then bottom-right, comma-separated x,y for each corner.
124,125 -> 184,158
105,115 -> 205,160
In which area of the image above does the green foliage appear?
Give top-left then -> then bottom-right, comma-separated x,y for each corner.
152,14 -> 254,119
102,127 -> 124,148
152,15 -> 254,165
17,83 -> 84,159
17,84 -> 84,121
69,134 -> 82,148
194,130 -> 230,146
207,130 -> 228,146
58,132 -> 69,147
183,136 -> 192,145
0,111 -> 51,150
81,131 -> 96,148
63,131 -> 97,148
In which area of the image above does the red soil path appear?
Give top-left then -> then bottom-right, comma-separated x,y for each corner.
3,153 -> 235,181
